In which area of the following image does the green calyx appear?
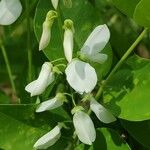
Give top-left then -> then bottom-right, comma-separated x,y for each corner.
45,10 -> 58,26
58,122 -> 69,129
63,19 -> 74,32
52,66 -> 62,74
56,93 -> 67,103
78,51 -> 87,61
71,106 -> 84,114
81,93 -> 93,102
45,62 -> 53,68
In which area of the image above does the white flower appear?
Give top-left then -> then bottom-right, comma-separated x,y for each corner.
34,125 -> 61,149
36,93 -> 66,112
65,59 -> 97,94
25,62 -> 54,97
80,24 -> 110,63
51,0 -> 59,10
0,0 -> 22,25
73,109 -> 96,145
39,21 -> 52,50
39,10 -> 57,50
63,19 -> 74,63
90,98 -> 116,123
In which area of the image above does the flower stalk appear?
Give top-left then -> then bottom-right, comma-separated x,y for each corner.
0,40 -> 17,95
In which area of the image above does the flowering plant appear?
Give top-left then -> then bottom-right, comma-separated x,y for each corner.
0,0 -> 150,149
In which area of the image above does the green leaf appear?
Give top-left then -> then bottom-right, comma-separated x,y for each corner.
112,0 -> 141,17
0,104 -> 70,150
133,0 -> 150,28
0,92 -> 10,104
34,0 -> 113,79
121,119 -> 150,149
104,55 -> 150,121
90,128 -> 130,150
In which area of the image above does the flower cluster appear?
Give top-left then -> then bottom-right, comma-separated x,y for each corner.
25,1 -> 116,149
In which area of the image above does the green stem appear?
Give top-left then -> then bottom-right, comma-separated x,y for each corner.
64,93 -> 76,106
11,0 -> 38,35
55,64 -> 66,68
26,0 -> 32,81
95,28 -> 148,100
57,5 -> 63,40
0,41 -> 16,95
51,58 -> 65,63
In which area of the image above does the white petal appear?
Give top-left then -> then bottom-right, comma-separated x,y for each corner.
47,72 -> 55,86
51,0 -> 59,10
25,62 -> 53,96
39,21 -> 51,50
0,0 -> 22,25
63,29 -> 73,63
65,60 -> 97,94
36,97 -> 63,112
73,111 -> 96,145
34,125 -> 61,149
25,80 -> 37,94
81,24 -> 110,55
87,53 -> 108,64
90,98 -> 116,123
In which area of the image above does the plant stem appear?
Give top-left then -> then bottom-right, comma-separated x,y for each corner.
26,0 -> 32,81
64,93 -> 76,106
95,28 -> 148,100
0,41 -> 16,95
51,58 -> 65,63
57,5 -> 63,40
55,64 -> 66,68
11,0 -> 38,35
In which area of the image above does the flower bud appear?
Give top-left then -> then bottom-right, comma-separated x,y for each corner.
34,125 -> 61,149
51,0 -> 59,10
39,10 -> 57,50
72,108 -> 96,145
25,62 -> 54,96
36,93 -> 67,112
63,19 -> 74,63
90,97 -> 116,123
0,0 -> 22,25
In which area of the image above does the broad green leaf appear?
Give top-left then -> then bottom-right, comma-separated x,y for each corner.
133,0 -> 150,28
34,0 -> 113,79
104,55 -> 150,121
0,92 -> 10,104
0,105 -> 70,150
121,120 -> 150,149
112,0 -> 141,17
89,128 -> 130,150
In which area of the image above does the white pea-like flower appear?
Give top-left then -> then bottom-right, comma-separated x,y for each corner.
63,19 -> 74,63
65,59 -> 97,94
34,125 -> 61,149
72,107 -> 96,145
36,93 -> 67,112
0,0 -> 22,25
39,21 -> 52,51
51,0 -> 59,10
80,24 -> 110,63
39,10 -> 57,51
25,62 -> 54,97
90,97 -> 116,123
